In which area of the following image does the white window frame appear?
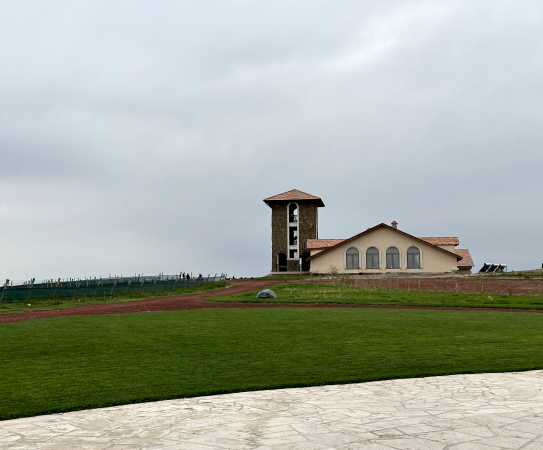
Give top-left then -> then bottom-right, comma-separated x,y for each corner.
286,202 -> 299,260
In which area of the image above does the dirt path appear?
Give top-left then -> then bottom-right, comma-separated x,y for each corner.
1,279 -> 543,324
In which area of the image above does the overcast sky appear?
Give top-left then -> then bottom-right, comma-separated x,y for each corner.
1,0 -> 542,281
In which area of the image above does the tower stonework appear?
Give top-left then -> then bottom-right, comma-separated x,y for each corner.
264,189 -> 324,273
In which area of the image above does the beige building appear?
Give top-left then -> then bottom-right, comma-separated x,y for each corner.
308,222 -> 474,275
264,189 -> 474,275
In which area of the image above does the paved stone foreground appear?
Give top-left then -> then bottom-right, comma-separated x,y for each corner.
2,371 -> 543,450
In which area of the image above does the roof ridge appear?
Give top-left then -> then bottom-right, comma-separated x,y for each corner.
308,223 -> 461,261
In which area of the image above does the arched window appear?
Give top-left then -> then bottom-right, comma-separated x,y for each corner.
407,246 -> 421,269
346,247 -> 359,270
386,247 -> 400,269
288,204 -> 298,223
366,247 -> 380,269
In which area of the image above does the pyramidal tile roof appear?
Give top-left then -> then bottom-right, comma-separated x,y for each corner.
263,189 -> 324,206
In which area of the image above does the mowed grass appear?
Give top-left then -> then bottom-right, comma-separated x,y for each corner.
211,282 -> 543,309
0,281 -> 227,314
2,307 -> 543,420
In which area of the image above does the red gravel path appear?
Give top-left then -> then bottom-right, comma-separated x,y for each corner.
2,279 -> 543,324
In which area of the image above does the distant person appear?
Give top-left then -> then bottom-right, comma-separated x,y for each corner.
186,273 -> 190,281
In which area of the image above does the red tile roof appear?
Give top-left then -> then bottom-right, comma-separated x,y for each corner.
456,249 -> 474,267
263,189 -> 324,207
420,237 -> 459,246
307,223 -> 461,261
306,239 -> 346,250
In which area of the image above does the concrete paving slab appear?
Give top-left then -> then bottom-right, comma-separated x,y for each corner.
1,371 -> 543,449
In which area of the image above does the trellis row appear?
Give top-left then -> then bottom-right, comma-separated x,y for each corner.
0,274 -> 225,303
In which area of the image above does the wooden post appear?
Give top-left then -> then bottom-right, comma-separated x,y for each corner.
110,277 -> 118,297
126,280 -> 132,294
139,279 -> 145,293
94,279 -> 102,297
27,278 -> 35,301
73,280 -> 81,298
151,278 -> 157,293
0,279 -> 9,304
53,278 -> 61,298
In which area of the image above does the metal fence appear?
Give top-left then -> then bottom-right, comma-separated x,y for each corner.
0,273 -> 225,303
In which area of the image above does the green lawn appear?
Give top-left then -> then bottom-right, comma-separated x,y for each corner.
211,282 -> 543,309
1,307 -> 543,420
0,281 -> 227,314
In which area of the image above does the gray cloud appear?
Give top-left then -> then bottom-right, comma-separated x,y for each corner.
1,0 -> 542,280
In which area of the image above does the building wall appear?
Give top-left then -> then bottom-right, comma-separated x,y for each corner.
270,202 -> 318,272
309,227 -> 458,274
436,244 -> 456,253
270,204 -> 288,272
298,203 -> 318,258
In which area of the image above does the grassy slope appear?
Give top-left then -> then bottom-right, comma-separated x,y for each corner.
210,282 -> 543,309
1,307 -> 543,420
0,281 -> 227,314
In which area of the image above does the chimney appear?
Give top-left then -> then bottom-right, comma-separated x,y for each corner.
391,220 -> 398,229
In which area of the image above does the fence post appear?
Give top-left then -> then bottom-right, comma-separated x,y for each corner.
0,279 -> 9,304
126,280 -> 132,294
139,279 -> 145,293
27,278 -> 35,301
94,278 -> 102,297
151,278 -> 157,293
73,280 -> 81,299
110,277 -> 118,297
53,278 -> 61,298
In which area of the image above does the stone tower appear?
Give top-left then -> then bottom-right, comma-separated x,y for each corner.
263,189 -> 325,273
